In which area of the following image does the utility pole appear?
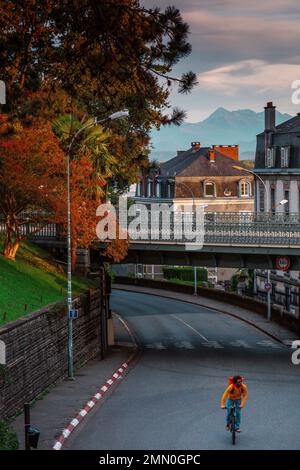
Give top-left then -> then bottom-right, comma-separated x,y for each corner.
194,267 -> 197,295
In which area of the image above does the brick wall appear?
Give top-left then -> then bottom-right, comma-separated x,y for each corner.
0,289 -> 102,420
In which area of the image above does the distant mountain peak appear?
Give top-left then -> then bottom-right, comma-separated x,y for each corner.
150,107 -> 292,162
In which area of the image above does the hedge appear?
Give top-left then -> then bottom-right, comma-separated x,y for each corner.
0,421 -> 19,450
163,266 -> 207,283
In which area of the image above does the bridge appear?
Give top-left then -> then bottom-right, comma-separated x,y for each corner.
2,212 -> 300,269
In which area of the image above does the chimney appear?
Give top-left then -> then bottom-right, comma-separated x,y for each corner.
209,149 -> 215,162
264,101 -> 276,131
191,141 -> 201,151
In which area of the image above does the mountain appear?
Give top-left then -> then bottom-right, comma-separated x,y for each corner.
150,107 -> 292,161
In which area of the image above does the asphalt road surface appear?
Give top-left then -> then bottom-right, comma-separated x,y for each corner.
69,290 -> 300,450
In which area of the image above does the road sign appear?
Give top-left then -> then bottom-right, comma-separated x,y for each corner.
275,256 -> 290,271
264,282 -> 272,292
68,309 -> 78,319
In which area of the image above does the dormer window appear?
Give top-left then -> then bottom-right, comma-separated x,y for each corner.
281,146 -> 290,168
265,147 -> 276,167
204,181 -> 215,197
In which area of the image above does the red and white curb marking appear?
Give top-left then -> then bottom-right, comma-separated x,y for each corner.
53,361 -> 130,450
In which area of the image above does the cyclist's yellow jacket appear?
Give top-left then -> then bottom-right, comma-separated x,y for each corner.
221,383 -> 248,407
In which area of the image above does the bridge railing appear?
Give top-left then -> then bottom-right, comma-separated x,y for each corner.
1,211 -> 300,246
0,212 -> 59,239
125,211 -> 300,246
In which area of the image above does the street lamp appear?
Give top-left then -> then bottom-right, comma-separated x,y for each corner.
66,110 -> 129,379
167,178 -> 208,295
232,166 -> 288,322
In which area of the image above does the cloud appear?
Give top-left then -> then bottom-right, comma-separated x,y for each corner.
196,60 -> 300,97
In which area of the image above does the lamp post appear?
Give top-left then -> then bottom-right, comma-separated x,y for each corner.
232,165 -> 288,321
66,110 -> 129,379
167,179 -> 209,295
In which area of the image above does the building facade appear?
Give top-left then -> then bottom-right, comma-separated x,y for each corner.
254,102 -> 300,315
134,142 -> 254,283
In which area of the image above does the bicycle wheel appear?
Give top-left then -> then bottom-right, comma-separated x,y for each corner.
231,415 -> 236,445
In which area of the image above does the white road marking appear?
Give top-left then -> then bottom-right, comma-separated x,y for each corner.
174,341 -> 195,349
257,340 -> 282,349
283,339 -> 294,346
171,315 -> 209,342
229,340 -> 251,348
201,341 -> 224,349
145,342 -> 167,350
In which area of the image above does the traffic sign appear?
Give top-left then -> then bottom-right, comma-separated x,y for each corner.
275,256 -> 290,271
264,282 -> 272,292
68,309 -> 78,319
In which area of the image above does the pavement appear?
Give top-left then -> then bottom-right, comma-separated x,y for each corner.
113,283 -> 298,345
11,313 -> 137,450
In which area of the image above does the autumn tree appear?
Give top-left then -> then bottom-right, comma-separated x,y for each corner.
53,114 -> 130,267
0,121 -> 66,259
0,1 -> 197,264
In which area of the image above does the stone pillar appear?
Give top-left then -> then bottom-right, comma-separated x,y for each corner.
289,180 -> 298,213
75,248 -> 91,276
275,180 -> 285,212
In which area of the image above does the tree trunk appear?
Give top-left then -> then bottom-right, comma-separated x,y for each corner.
3,215 -> 21,260
3,239 -> 20,260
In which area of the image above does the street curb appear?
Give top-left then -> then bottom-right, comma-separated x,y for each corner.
113,286 -> 288,346
52,314 -> 139,450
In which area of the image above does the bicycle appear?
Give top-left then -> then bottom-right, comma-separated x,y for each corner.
226,403 -> 237,445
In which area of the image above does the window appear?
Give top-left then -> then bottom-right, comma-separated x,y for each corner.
265,147 -> 276,167
204,181 -> 215,197
281,146 -> 290,168
271,187 -> 275,214
259,182 -> 265,212
239,181 -> 251,197
284,190 -> 289,213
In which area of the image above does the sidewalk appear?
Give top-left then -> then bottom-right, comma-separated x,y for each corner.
113,283 -> 299,345
11,313 -> 137,450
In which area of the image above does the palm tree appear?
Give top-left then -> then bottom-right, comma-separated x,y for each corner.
52,114 -> 117,202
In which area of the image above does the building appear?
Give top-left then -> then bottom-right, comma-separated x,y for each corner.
254,102 -> 300,315
133,142 -> 254,283
136,143 -> 253,213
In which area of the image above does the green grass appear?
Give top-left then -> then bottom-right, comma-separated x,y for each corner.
0,240 -> 97,326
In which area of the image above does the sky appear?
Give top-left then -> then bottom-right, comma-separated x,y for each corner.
142,0 -> 300,121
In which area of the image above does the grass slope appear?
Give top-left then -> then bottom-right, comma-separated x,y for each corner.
0,241 -> 97,326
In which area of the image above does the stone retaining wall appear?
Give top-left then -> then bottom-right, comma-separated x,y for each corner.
0,289 -> 102,420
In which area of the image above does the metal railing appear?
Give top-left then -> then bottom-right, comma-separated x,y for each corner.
1,211 -> 300,247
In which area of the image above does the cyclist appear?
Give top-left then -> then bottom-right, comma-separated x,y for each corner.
220,375 -> 247,433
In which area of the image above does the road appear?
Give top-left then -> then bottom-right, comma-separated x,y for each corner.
69,290 -> 300,450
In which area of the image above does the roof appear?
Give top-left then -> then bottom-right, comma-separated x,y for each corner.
160,147 -> 252,177
258,114 -> 300,136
